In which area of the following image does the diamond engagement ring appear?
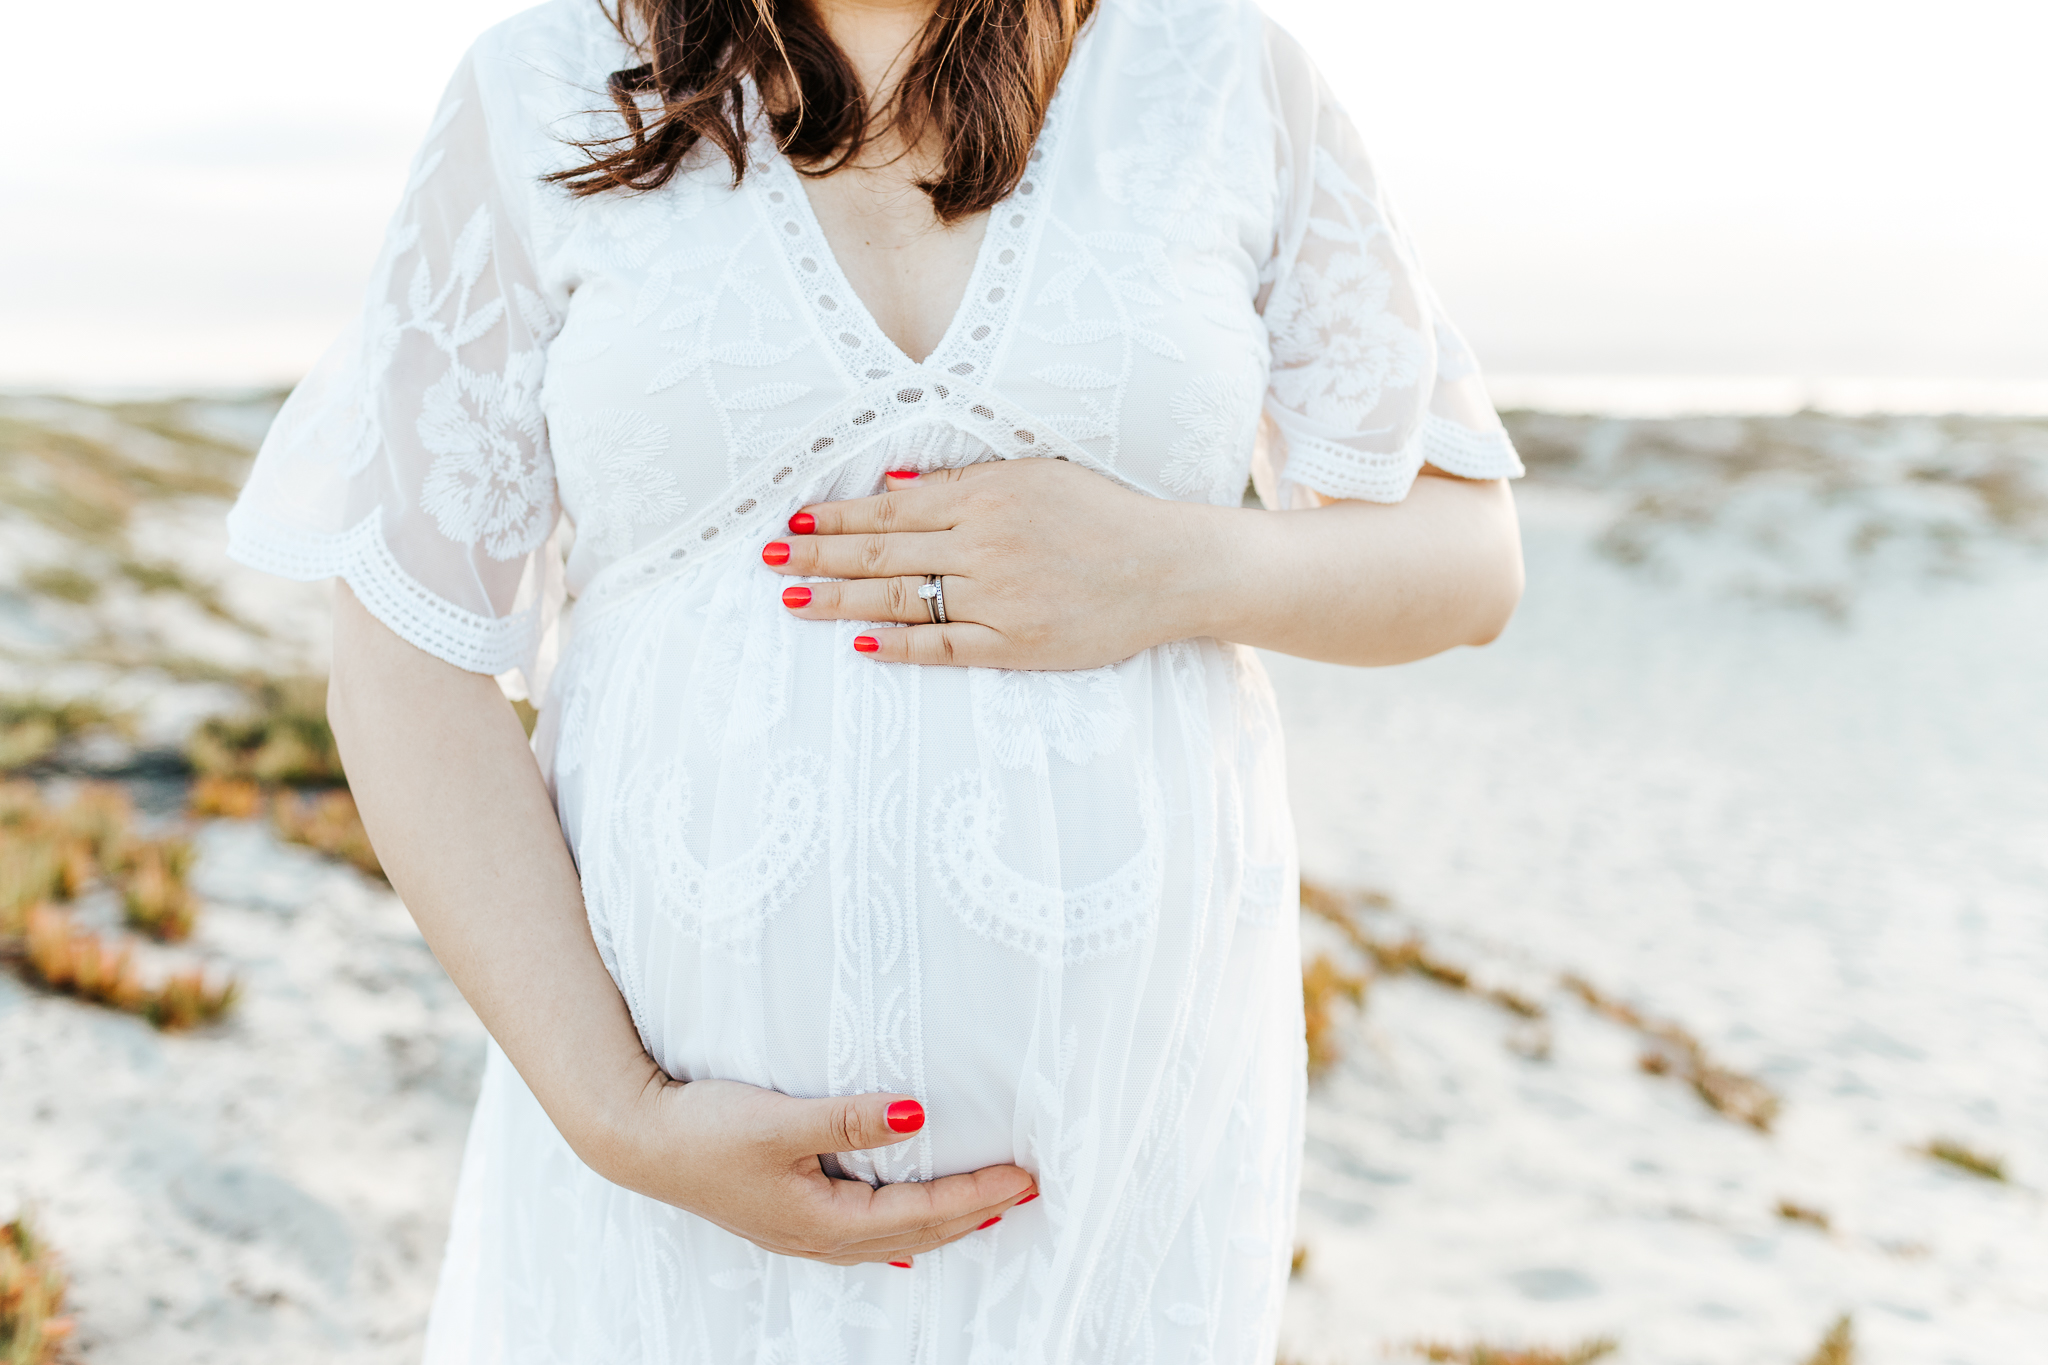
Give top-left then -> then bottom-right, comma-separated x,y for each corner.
919,575 -> 948,625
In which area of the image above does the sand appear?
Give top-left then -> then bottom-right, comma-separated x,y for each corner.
1,397 -> 2042,1363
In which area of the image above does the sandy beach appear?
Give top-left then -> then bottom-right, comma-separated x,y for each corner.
1,396 -> 2042,1363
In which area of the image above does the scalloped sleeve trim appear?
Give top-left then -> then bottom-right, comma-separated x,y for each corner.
1269,411 -> 1525,505
227,503 -> 539,676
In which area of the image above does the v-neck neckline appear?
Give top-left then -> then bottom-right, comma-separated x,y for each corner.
748,17 -> 1094,384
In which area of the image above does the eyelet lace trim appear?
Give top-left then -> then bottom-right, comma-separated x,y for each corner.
1274,411 -> 1524,504
225,503 -> 538,674
929,768 -> 1164,967
750,36 -> 1079,387
568,51 -> 1087,622
573,374 -> 1143,619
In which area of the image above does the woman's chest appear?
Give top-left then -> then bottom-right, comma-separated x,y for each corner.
531,11 -> 1282,584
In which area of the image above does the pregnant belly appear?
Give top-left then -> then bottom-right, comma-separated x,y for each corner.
542,550 -> 1294,1181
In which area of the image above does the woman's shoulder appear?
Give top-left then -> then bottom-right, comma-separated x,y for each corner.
464,0 -> 629,108
1088,0 -> 1316,103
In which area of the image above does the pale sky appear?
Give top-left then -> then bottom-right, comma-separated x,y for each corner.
3,0 -> 2044,393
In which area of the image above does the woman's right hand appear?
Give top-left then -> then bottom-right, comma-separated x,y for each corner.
326,594 -> 1032,1267
594,1075 -> 1038,1267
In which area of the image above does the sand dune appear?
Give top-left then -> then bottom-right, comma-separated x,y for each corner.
1,397 -> 2041,1363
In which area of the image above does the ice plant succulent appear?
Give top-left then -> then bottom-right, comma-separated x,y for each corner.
22,904 -> 147,1012
270,788 -> 383,881
0,1211 -> 72,1365
120,839 -> 199,942
187,774 -> 265,819
186,675 -> 344,786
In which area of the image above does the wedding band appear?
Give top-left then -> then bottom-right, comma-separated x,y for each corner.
919,575 -> 948,624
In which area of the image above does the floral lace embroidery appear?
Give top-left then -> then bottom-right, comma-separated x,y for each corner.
399,205 -> 557,560
1264,171 -> 1427,432
548,407 -> 685,559
1163,369 -> 1263,505
969,665 -> 1131,774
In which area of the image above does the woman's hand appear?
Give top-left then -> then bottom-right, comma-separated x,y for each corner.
598,1077 -> 1037,1268
760,458 -> 1524,670
329,588 -> 1032,1271
764,460 -> 1211,671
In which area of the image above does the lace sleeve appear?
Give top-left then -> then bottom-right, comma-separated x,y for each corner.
227,36 -> 565,694
1252,25 -> 1523,510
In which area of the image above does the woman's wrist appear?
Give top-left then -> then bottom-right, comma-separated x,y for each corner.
1139,497 -> 1269,649
540,1042 -> 673,1187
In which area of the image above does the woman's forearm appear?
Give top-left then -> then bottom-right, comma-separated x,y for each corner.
1166,473 -> 1524,667
326,584 -> 654,1171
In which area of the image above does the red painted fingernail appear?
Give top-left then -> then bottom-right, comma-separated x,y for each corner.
889,1260 -> 911,1269
885,1100 -> 924,1132
885,469 -> 919,480
762,542 -> 790,565
854,635 -> 880,654
788,511 -> 815,534
977,1217 -> 1002,1230
782,585 -> 811,608
1015,1192 -> 1039,1206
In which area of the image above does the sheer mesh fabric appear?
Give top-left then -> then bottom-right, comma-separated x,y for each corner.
227,41 -> 567,690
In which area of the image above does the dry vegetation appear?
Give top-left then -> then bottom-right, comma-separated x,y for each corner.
1774,1198 -> 1831,1232
0,699 -> 128,773
1797,1314 -> 1855,1365
268,789 -> 382,880
1302,881 -> 1544,1021
185,676 -> 341,787
1400,1338 -> 1618,1365
1299,880 -> 1548,1080
0,1212 -> 71,1365
1300,880 -> 1780,1132
1302,952 -> 1367,1079
0,780 -> 235,1030
1563,975 -> 1780,1133
1500,410 -> 2048,620
181,679 -> 385,880
1915,1138 -> 2006,1182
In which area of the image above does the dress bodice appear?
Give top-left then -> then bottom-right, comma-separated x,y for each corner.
227,0 -> 1520,694
227,6 -> 1528,1358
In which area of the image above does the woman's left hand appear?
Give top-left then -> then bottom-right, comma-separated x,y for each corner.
761,460 -> 1215,671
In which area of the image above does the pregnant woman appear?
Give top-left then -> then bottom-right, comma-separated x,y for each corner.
228,0 -> 1524,1357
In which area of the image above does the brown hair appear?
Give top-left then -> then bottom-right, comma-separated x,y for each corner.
549,0 -> 1096,223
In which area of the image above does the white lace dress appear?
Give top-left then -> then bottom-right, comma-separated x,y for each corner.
228,1 -> 1521,1359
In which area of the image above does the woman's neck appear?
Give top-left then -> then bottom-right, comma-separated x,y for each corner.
808,0 -> 940,105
